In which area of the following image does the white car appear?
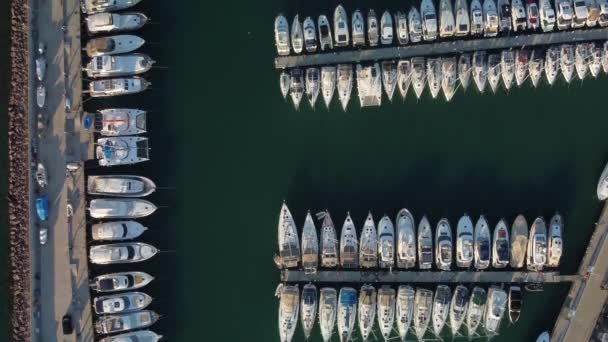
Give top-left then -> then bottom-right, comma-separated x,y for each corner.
39,227 -> 48,245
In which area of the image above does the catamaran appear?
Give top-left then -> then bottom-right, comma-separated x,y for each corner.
87,174 -> 155,197
321,66 -> 336,108
441,57 -> 458,102
340,213 -> 359,268
277,202 -> 300,269
96,136 -> 149,166
305,67 -> 320,108
289,68 -> 304,110
396,285 -> 415,340
337,64 -> 353,111
90,271 -> 153,292
356,63 -> 382,107
88,198 -> 156,219
368,9 -> 380,46
440,0 -> 456,37
436,218 -> 453,271
421,0 -> 439,40
471,0 -> 485,34
378,286 -> 396,341
301,283 -> 318,339
529,49 -> 544,87
427,57 -> 443,99
318,14 -> 333,51
360,212 -> 378,268
382,61 -> 398,101
91,221 -> 147,241
547,213 -> 563,267
456,214 -> 474,268
418,216 -> 433,269
484,0 -> 500,36
501,50 -> 516,91
338,287 -> 358,342
396,208 -> 416,269
492,219 -> 510,268
474,216 -> 491,270
510,214 -> 529,268
408,7 -> 424,42
321,211 -> 339,268
414,288 -> 433,340
85,35 -> 145,57
378,215 -> 395,269
89,242 -> 158,264
320,288 -> 338,342
380,11 -> 394,45
466,287 -> 487,338
277,284 -> 299,342
455,0 -> 471,35
93,291 -> 152,314
301,212 -> 319,274
450,285 -> 469,335
291,15 -> 304,54
395,11 -> 409,44
358,284 -> 377,340
487,53 -> 502,93
472,51 -> 488,92
86,12 -> 148,33
484,287 -> 507,336
352,10 -> 366,47
527,216 -> 548,271
334,5 -> 350,47
87,108 -> 147,136
411,57 -> 427,99
432,285 -> 451,336
459,54 -> 472,91
303,16 -> 318,52
397,60 -> 412,99
560,44 -> 575,83
515,49 -> 529,87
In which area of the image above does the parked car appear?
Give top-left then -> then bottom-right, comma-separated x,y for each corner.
36,196 -> 49,221
62,314 -> 73,335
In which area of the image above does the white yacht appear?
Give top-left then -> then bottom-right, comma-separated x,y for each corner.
599,161 -> 608,200
455,0 -> 471,35
472,51 -> 488,92
277,202 -> 301,269
291,15 -> 304,54
36,163 -> 47,188
96,136 -> 149,166
318,15 -> 334,51
381,11 -> 394,45
414,288 -> 433,340
501,50 -> 516,90
356,63 -> 382,107
303,16 -> 318,52
487,53 -> 502,93
352,10 -> 366,47
527,0 -> 541,29
471,0 -> 485,34
450,285 -> 469,335
358,285 -> 377,340
432,285 -> 451,336
305,67 -> 320,108
527,216 -> 548,271
498,0 -> 514,31
440,0 -> 456,37
484,0 -> 500,36
368,10 -> 380,46
396,208 -> 416,269
466,287 -> 487,338
87,175 -> 155,197
508,286 -> 523,323
378,215 -> 395,269
492,219 -> 510,268
89,77 -> 149,97
289,68 -> 304,110
396,285 -> 415,340
36,84 -> 45,109
540,0 -> 557,31
321,211 -> 339,268
87,108 -> 147,136
89,198 -> 156,219
560,44 -> 575,83
572,0 -> 588,27
275,15 -> 291,56
408,7 -> 424,42
90,242 -> 158,264
99,331 -> 162,342
456,214 -> 474,268
278,285 -> 299,342
547,213 -> 563,267
589,43 -> 602,78
515,49 -> 529,87
280,71 -> 290,99
397,60 -> 412,99
334,5 -> 350,47
421,0 -> 439,40
86,12 -> 147,33
395,11 -> 409,44
529,49 -> 544,87
510,214 -> 529,268
459,54 -> 472,91
427,57 -> 443,99
320,288 -> 338,342
575,43 -> 590,80
600,1 -> 608,27
377,286 -> 396,340
91,221 -> 147,241
441,57 -> 458,102
484,287 -> 507,336
436,218 -> 453,271
555,0 -> 574,29
360,213 -> 378,268
301,212 -> 319,274
418,216 -> 434,269
301,284 -> 318,339
85,35 -> 145,57
321,66 -> 336,108
94,291 -> 152,314
95,310 -> 158,334
82,0 -> 142,13
587,0 -> 601,26
512,0 -> 528,30
337,64 -> 353,111
474,216 -> 491,270
338,287 -> 358,342
382,61 -> 398,101
90,271 -> 153,292
340,213 -> 359,268
411,57 -> 427,99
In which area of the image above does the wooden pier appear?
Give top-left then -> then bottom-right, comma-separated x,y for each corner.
274,28 -> 608,69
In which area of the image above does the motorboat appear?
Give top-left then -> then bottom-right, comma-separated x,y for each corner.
547,213 -> 563,267
421,0 -> 439,40
560,44 -> 575,83
90,271 -> 153,292
492,219 -> 510,268
587,0 -> 601,26
397,60 -> 412,99
395,11 -> 409,44
94,291 -> 152,314
598,161 -> 608,200
89,198 -> 157,219
88,77 -> 149,97
432,285 -> 451,336
37,85 -> 45,108
291,15 -> 304,54
278,285 -> 299,342
572,0 -> 588,27
98,331 -> 162,342
414,288 -> 433,340
501,50 -> 516,91
321,211 -> 339,268
301,212 -> 319,274
396,285 -> 415,340
36,56 -> 46,81
555,0 -> 574,29
95,310 -> 158,334
96,136 -> 149,166
356,63 -> 382,107
337,64 -> 353,111
90,242 -> 158,265
301,284 -> 318,339
527,217 -> 548,271
381,11 -> 394,45
321,66 -> 336,108
418,216 -> 433,269
338,287 -> 357,342
352,10 -> 366,47
381,61 -> 398,101
455,0 -> 471,35
484,287 -> 507,336
303,16 -> 318,52
604,42 -> 608,73
456,214 -> 474,268
277,203 -> 301,269
368,10 -> 380,46
471,0 -> 485,34
81,0 -> 142,14
408,7 -> 424,42
484,0 -> 500,36
529,49 -> 544,87
411,57 -> 427,99
510,215 -> 529,268
377,286 -> 396,340
474,216 -> 491,270
527,0 -> 541,28
575,43 -> 590,80
360,212 -> 379,268
508,286 -> 522,324
378,215 -> 395,269
512,0 -> 528,30
87,174 -> 155,197
86,12 -> 147,34
487,53 -> 502,93
498,0 -> 514,31
320,288 -> 338,342
472,51 -> 488,92
91,221 -> 147,241
589,43 -> 602,78
279,71 -> 290,99
600,0 -> 608,27
540,0 -> 556,31
318,15 -> 334,51
85,53 -> 154,78
427,57 -> 442,99
396,208 -> 417,269
305,67 -> 320,108
466,287 -> 487,337
340,213 -> 359,268
85,35 -> 145,57
358,284 -> 377,340
289,68 -> 304,110
435,218 -> 453,271
86,108 -> 146,136
515,49 -> 529,87
36,163 -> 47,188
440,0 -> 456,37
334,5 -> 350,47
450,285 -> 469,335
537,331 -> 551,342
441,57 -> 458,102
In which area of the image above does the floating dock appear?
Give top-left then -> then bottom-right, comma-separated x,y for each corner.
275,28 -> 608,69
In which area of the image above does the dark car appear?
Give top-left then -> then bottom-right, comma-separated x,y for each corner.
62,314 -> 73,335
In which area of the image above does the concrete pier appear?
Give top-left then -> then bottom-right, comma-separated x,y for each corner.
274,28 -> 608,69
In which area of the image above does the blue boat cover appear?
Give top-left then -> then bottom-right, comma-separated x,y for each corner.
83,113 -> 92,130
36,196 -> 49,221
340,290 -> 357,304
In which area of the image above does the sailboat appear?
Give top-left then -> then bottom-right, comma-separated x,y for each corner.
545,46 -> 560,85
456,214 -> 474,268
459,54 -> 472,91
529,49 -> 544,87
450,285 -> 470,336
575,43 -> 590,80
510,214 -> 528,268
589,43 -> 602,78
338,287 -> 358,342
396,285 -> 415,341
474,216 -> 491,270
418,216 -> 433,269
411,57 -> 427,99
501,50 -> 516,91
360,212 -> 378,268
321,211 -> 339,268
397,60 -> 412,99
378,286 -> 396,340
440,0 -> 456,37
358,284 -> 377,340
321,66 -> 336,109
432,285 -> 451,336
356,63 -> 382,107
378,215 -> 395,269
427,57 -> 443,99
340,213 -> 359,268
484,286 -> 507,336
515,49 -> 529,87
291,15 -> 303,54
547,213 -> 563,267
396,208 -> 417,269
441,57 -> 458,102
320,288 -> 338,342
487,53 -> 502,93
455,0 -> 471,35
472,51 -> 488,92
301,284 -> 318,339
414,288 -> 434,340
277,203 -> 300,269
305,67 -> 320,109
277,285 -> 299,342
466,286 -> 487,338
301,212 -> 319,274
381,61 -> 398,101
289,68 -> 304,110
279,71 -> 290,99
337,64 -> 353,111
